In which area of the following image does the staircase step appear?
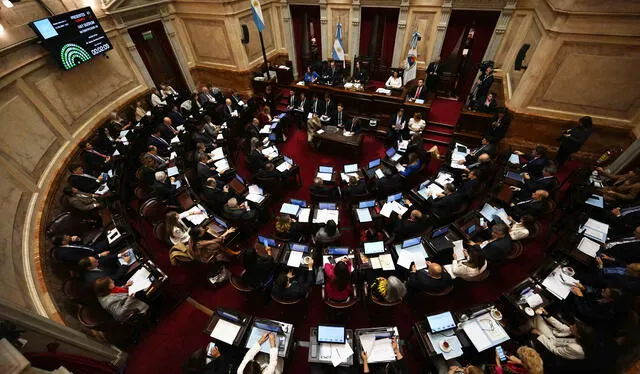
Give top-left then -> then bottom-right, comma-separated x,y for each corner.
427,120 -> 456,129
423,133 -> 451,146
425,125 -> 455,136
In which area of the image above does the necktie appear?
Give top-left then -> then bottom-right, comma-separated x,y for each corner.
338,113 -> 342,125
89,149 -> 107,158
415,86 -> 421,98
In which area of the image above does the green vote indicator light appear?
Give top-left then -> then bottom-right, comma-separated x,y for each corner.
60,43 -> 92,70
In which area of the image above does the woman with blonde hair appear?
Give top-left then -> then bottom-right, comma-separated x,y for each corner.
274,215 -> 301,240
307,113 -> 322,145
493,346 -> 543,374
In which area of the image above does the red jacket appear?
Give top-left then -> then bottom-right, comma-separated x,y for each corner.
324,261 -> 353,301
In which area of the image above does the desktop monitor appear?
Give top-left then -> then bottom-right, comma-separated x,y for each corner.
217,310 -> 240,322
327,247 -> 349,256
426,312 -> 456,333
235,174 -> 245,184
290,243 -> 309,253
344,164 -> 358,173
258,235 -> 276,247
387,193 -> 402,202
402,237 -> 422,248
290,199 -> 307,207
466,225 -> 477,235
319,166 -> 333,174
368,159 -> 381,169
214,216 -> 228,229
364,241 -> 385,255
317,325 -> 346,344
254,321 -> 284,335
319,202 -> 337,210
431,226 -> 449,239
358,200 -> 376,209
385,148 -> 397,157
284,156 -> 293,165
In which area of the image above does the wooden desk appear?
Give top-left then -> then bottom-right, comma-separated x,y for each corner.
455,110 -> 493,145
203,308 -> 253,347
501,277 -> 556,322
315,129 -> 363,157
308,327 -> 355,366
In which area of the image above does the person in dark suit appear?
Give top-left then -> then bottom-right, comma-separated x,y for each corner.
472,65 -> 495,106
148,127 -> 171,157
159,117 -> 179,142
167,105 -> 185,127
79,141 -> 110,175
603,226 -> 640,264
196,152 -> 220,183
322,93 -> 336,118
484,108 -> 511,144
145,145 -> 168,170
153,171 -> 177,202
474,223 -> 512,264
310,177 -> 334,198
520,165 -> 558,196
407,261 -> 452,293
198,86 -> 217,107
556,116 -> 593,166
309,94 -> 322,116
515,146 -> 548,179
68,164 -> 103,193
475,92 -> 498,113
459,169 -> 480,200
408,79 -> 427,101
352,61 -> 367,83
293,92 -> 309,128
79,253 -> 129,286
344,176 -> 368,197
331,103 -> 350,128
425,57 -> 442,93
138,156 -> 158,187
324,60 -> 342,85
202,178 -> 230,211
254,162 -> 282,182
229,91 -> 246,112
247,137 -> 268,172
241,247 -> 276,290
271,259 -> 314,300
387,108 -> 408,143
374,168 -> 404,194
509,189 -> 549,219
223,99 -> 239,122
430,184 -> 465,219
603,208 -> 640,238
463,154 -> 493,181
222,198 -> 256,221
245,118 -> 261,142
569,285 -> 623,325
391,209 -> 428,240
52,235 -> 109,264
464,138 -> 496,164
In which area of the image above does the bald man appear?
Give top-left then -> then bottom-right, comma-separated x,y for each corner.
159,117 -> 179,142
223,98 -> 238,121
407,260 -> 453,293
309,177 -> 334,198
510,189 -> 549,219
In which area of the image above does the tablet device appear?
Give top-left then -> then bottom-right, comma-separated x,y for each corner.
319,202 -> 337,210
359,200 -> 376,209
427,311 -> 456,333
368,159 -> 381,169
317,325 -> 346,344
402,237 -> 422,248
344,164 -> 358,173
327,247 -> 349,256
364,241 -> 385,255
319,166 -> 333,174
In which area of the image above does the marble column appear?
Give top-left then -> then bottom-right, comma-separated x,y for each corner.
282,0 -> 298,77
160,7 -> 196,91
350,0 -> 361,76
430,0 -> 452,62
115,17 -> 156,89
391,0 -> 410,68
320,0 -> 329,60
482,0 -> 517,61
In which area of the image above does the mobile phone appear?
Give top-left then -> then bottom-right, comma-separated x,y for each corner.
496,346 -> 507,362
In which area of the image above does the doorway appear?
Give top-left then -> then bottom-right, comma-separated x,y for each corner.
128,21 -> 187,90
290,5 -> 322,76
359,7 -> 399,81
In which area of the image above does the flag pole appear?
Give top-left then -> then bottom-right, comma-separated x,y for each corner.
259,31 -> 270,80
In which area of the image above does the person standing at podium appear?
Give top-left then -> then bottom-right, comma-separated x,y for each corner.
426,56 -> 442,94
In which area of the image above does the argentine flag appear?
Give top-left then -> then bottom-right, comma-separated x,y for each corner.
250,0 -> 265,32
404,31 -> 421,84
332,22 -> 345,63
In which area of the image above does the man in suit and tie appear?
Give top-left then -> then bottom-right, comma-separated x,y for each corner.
391,209 -> 428,240
229,91 -> 247,111
326,60 -> 342,85
79,141 -> 110,175
148,127 -> 171,157
145,145 -> 168,170
426,56 -> 442,93
52,235 -> 110,264
192,122 -> 216,150
196,152 -> 219,183
387,108 -> 408,144
202,178 -> 230,211
514,146 -> 548,179
521,165 -> 558,196
604,206 -> 640,235
79,253 -> 129,286
223,98 -> 239,122
429,183 -> 465,219
68,164 -> 104,193
293,92 -> 308,128
309,94 -> 322,116
556,116 -> 593,166
473,223 -> 512,264
322,94 -> 336,119
605,226 -> 640,264
509,189 -> 549,219
309,177 -> 335,198
331,103 -> 349,128
159,117 -> 179,142
409,79 -> 428,101
198,86 -> 217,107
62,186 -> 102,214
464,138 -> 496,164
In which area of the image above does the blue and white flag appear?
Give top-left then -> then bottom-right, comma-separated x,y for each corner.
332,22 -> 345,65
250,0 -> 265,32
404,31 -> 421,84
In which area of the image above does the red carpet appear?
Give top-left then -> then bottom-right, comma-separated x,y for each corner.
125,99 -> 555,373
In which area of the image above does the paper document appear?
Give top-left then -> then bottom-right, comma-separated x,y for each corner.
107,228 -> 122,244
435,173 -> 454,186
210,319 -> 241,345
577,237 -> 600,257
170,136 -> 180,144
360,335 -> 395,363
585,195 -> 604,208
415,99 -> 425,104
370,257 -> 382,269
113,149 -> 120,156
166,166 -> 179,177
444,264 -> 456,279
170,151 -> 177,160
525,293 -> 544,308
280,203 -> 300,216
418,184 -> 444,200
317,172 -> 333,182
453,240 -> 465,259
395,164 -> 405,172
245,194 -> 265,204
298,208 -> 311,223
398,140 -> 409,151
340,172 -> 359,183
316,129 -> 325,134
276,162 -> 292,172
541,268 -> 572,299
390,201 -> 408,217
379,254 -> 395,271
508,154 -> 520,164
128,267 -> 152,295
248,185 -> 263,196
356,208 -> 372,223
217,134 -> 224,140
95,184 -> 110,195
330,342 -> 353,367
462,320 -> 493,352
214,159 -> 230,173
396,250 -> 414,269
180,205 -> 209,225
287,250 -> 304,267
375,169 -> 385,179
211,147 -> 225,161
379,203 -> 394,218
259,125 -> 271,134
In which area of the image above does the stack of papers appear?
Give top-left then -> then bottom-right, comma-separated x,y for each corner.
453,240 -> 465,259
359,334 -> 395,363
287,250 -> 304,267
211,147 -> 225,161
374,169 -> 385,179
276,162 -> 292,172
435,172 -> 454,186
461,315 -> 509,352
214,158 -> 230,173
261,146 -> 279,158
313,209 -> 340,224
375,88 -> 392,95
245,194 -> 265,204
398,140 -> 409,151
396,250 -> 426,270
180,205 -> 209,225
379,203 -> 394,218
328,342 -> 354,367
210,319 -> 241,345
577,237 -> 600,258
379,253 -> 395,271
418,184 -> 444,200
379,202 -> 407,218
356,208 -> 372,223
298,208 -> 311,223
580,218 -> 609,243
541,266 -> 577,299
259,125 -> 271,134
128,267 -> 152,295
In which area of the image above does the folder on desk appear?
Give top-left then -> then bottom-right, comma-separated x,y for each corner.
166,166 -> 179,177
128,267 -> 152,296
280,203 -> 300,216
356,208 -> 372,223
211,319 -> 241,345
211,147 -> 225,161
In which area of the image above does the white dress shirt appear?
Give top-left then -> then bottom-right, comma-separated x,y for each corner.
151,93 -> 167,107
385,76 -> 403,89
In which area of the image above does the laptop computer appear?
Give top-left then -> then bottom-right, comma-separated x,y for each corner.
386,147 -> 402,162
402,236 -> 422,249
387,193 -> 402,202
505,171 -> 524,184
257,235 -> 276,247
327,247 -> 349,256
364,241 -> 385,255
319,202 -> 337,210
319,166 -> 334,174
290,199 -> 307,207
317,325 -> 346,344
426,312 -> 456,333
344,164 -> 359,174
358,200 -> 376,209
365,159 -> 381,178
429,226 -> 454,252
290,243 -> 309,253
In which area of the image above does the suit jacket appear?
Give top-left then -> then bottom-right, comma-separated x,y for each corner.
310,184 -> 334,198
82,150 -> 108,174
53,243 -> 100,264
521,156 -> 547,179
230,95 -> 245,111
192,131 -> 215,148
198,92 -> 216,106
67,194 -> 100,212
482,236 -> 513,263
388,114 -> 408,131
271,269 -> 314,300
407,270 -> 452,293
466,143 -> 496,163
477,98 -> 497,113
242,256 -> 276,289
197,162 -> 219,182
476,74 -> 494,98
167,111 -> 184,126
345,181 -> 368,196
82,253 -> 127,286
376,174 -> 404,193
431,192 -> 465,218
309,99 -> 322,114
153,180 -> 176,201
254,169 -> 282,181
247,150 -> 268,171
392,216 -> 428,239
426,62 -> 440,76
331,111 -> 350,128
159,123 -> 177,142
524,176 -> 558,194
223,105 -> 236,121
606,240 -> 640,264
485,114 -> 511,143
561,127 -> 592,153
139,166 -> 156,187
510,199 -> 545,218
98,292 -> 149,322
322,100 -> 336,118
202,186 -> 230,210
148,135 -> 171,157
223,205 -> 256,221
69,174 -> 101,193
459,178 -> 479,199
409,85 -> 427,100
